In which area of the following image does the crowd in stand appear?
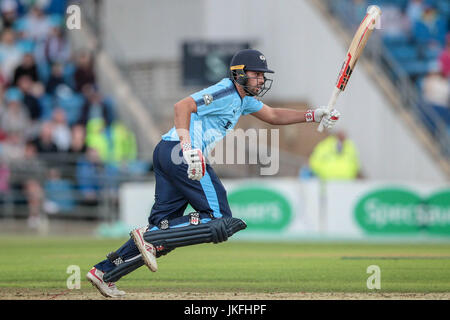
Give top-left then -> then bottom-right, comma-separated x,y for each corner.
0,0 -> 145,229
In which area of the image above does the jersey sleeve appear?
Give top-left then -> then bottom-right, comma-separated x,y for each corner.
191,84 -> 235,117
242,97 -> 263,115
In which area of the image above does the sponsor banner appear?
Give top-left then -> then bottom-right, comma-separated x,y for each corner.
326,181 -> 450,238
119,180 -> 450,240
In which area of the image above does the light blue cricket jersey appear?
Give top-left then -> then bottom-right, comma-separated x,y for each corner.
161,78 -> 263,155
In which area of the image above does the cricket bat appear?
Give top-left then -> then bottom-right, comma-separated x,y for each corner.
317,5 -> 382,132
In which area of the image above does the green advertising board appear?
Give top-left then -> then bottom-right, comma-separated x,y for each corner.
227,185 -> 292,231
354,187 -> 450,235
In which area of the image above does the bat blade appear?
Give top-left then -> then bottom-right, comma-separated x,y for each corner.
317,5 -> 381,132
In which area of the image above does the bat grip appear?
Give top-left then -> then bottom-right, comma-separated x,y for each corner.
317,87 -> 341,132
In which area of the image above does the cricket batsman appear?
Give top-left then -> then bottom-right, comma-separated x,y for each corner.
86,49 -> 340,297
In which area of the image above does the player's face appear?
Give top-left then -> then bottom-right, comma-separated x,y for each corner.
246,71 -> 265,95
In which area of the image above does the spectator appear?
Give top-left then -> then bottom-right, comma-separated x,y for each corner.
76,147 -> 103,206
0,132 -> 25,163
13,52 -> 38,85
381,5 -> 411,40
16,74 -> 42,121
1,0 -> 19,30
85,118 -> 137,165
50,107 -> 71,152
8,141 -> 45,229
74,50 -> 96,92
68,124 -> 87,155
309,131 -> 360,180
31,121 -> 58,154
0,87 -> 31,138
54,83 -> 85,125
0,28 -> 24,84
45,62 -> 65,95
422,63 -> 450,109
43,167 -> 75,214
438,33 -> 450,78
43,16 -> 71,65
422,62 -> 450,125
406,0 -> 425,24
78,84 -> 113,127
0,159 -> 10,201
413,5 -> 447,50
21,5 -> 51,43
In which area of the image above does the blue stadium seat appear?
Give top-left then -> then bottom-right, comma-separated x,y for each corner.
388,45 -> 418,61
39,94 -> 54,121
398,59 -> 431,77
56,90 -> 85,126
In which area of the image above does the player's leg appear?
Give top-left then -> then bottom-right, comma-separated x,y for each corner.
131,141 -> 245,263
87,141 -> 187,289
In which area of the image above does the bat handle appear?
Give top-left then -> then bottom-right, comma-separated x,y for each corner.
317,87 -> 341,132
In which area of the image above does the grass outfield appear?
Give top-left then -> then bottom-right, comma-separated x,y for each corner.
0,236 -> 450,298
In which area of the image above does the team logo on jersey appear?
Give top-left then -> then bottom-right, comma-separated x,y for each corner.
203,94 -> 213,105
259,55 -> 266,61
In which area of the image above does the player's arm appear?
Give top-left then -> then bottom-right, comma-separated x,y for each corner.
251,104 -> 340,128
174,96 -> 197,148
173,97 -> 205,181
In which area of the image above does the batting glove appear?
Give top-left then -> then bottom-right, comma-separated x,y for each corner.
305,107 -> 340,129
182,143 -> 205,181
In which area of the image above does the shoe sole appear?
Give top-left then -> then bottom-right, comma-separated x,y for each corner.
130,229 -> 158,272
86,273 -> 118,298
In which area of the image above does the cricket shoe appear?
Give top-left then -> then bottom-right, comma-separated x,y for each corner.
130,226 -> 158,272
86,267 -> 126,298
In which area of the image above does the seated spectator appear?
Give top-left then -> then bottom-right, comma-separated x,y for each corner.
76,147 -> 103,206
7,141 -> 45,229
1,0 -> 19,29
43,167 -> 75,214
413,5 -> 447,51
45,62 -> 65,95
438,33 -> 450,78
16,74 -> 42,121
422,63 -> 450,110
0,132 -> 25,163
309,131 -> 360,181
85,118 -> 137,165
54,83 -> 85,125
68,124 -> 87,155
21,4 -> 51,44
0,28 -> 24,84
50,107 -> 71,152
0,87 -> 31,138
0,159 -> 10,201
78,84 -> 113,127
74,50 -> 96,92
406,0 -> 425,24
381,5 -> 411,40
43,16 -> 71,65
31,121 -> 58,154
13,52 -> 38,85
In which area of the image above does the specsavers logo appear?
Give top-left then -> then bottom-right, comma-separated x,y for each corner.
228,186 -> 292,231
354,188 -> 450,235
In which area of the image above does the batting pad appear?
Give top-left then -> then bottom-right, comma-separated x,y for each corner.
143,217 -> 247,252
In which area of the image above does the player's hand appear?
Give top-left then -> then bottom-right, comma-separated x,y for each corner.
182,144 -> 205,181
305,107 -> 340,129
